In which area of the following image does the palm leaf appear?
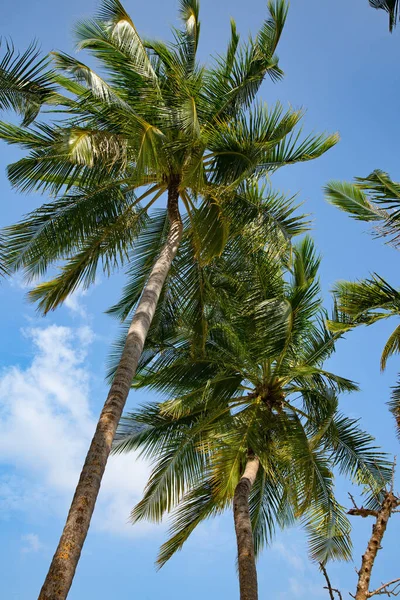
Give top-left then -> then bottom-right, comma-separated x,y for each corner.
369,0 -> 399,31
0,40 -> 55,125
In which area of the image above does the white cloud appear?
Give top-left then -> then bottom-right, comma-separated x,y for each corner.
10,275 -> 92,319
64,288 -> 88,318
21,533 -> 43,553
273,540 -> 305,572
0,325 -> 150,536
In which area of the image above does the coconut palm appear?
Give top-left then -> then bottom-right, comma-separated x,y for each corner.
114,236 -> 390,600
325,172 -> 400,434
369,0 -> 399,31
0,1 -> 339,596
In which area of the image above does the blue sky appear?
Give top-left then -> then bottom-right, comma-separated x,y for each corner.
1,1 -> 400,599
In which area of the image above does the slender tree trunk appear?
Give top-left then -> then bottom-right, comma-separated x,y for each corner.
354,492 -> 398,600
38,182 -> 182,600
233,455 -> 260,600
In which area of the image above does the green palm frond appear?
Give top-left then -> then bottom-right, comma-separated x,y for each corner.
0,233 -> 8,277
303,499 -> 351,565
76,0 -> 159,84
0,40 -> 55,125
381,324 -> 400,370
325,181 -> 386,222
388,379 -> 400,437
333,276 -> 400,320
156,478 -> 224,568
369,0 -> 399,31
326,171 -> 400,247
28,204 -> 148,313
113,232 -> 388,570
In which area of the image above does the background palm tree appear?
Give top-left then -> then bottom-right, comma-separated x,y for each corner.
0,1 -> 339,597
369,0 -> 399,31
325,172 -> 400,434
114,236 -> 391,600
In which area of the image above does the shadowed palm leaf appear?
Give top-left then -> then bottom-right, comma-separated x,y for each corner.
369,0 -> 399,31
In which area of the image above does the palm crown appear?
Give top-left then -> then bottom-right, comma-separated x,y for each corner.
114,236 -> 391,568
0,0 -> 336,309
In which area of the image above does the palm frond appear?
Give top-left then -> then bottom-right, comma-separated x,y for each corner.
0,40 -> 55,125
369,0 -> 399,31
325,180 -> 386,222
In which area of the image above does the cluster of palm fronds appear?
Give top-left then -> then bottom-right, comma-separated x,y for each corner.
113,234 -> 391,567
326,173 -> 400,435
0,1 -> 397,600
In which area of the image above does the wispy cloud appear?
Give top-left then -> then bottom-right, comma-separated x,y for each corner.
0,325 -> 151,536
21,533 -> 43,554
273,540 -> 305,572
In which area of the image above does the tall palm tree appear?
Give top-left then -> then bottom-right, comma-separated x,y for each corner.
0,1 -> 339,597
369,0 -> 399,31
114,237 -> 390,600
325,172 -> 400,433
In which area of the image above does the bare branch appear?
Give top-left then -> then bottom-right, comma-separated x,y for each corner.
347,493 -> 379,518
348,508 -> 379,518
352,492 -> 399,600
349,493 -> 359,510
320,562 -> 335,600
368,579 -> 400,598
320,562 -> 343,600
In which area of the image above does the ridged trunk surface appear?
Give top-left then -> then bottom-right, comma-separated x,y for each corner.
38,183 -> 182,600
355,492 -> 398,600
233,456 -> 260,600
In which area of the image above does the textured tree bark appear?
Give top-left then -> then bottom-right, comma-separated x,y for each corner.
233,456 -> 260,600
38,182 -> 182,600
355,492 -> 399,600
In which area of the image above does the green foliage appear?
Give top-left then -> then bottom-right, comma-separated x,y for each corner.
0,40 -> 57,125
328,169 -> 400,434
0,0 -> 337,307
325,171 -> 400,248
113,237 -> 391,567
369,0 -> 399,31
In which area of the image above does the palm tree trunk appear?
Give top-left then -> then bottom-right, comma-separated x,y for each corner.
233,455 -> 260,600
38,182 -> 183,600
354,492 -> 398,600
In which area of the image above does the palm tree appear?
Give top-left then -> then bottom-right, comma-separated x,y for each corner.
113,236 -> 391,600
369,0 -> 399,31
325,172 -> 400,434
0,1 -> 339,597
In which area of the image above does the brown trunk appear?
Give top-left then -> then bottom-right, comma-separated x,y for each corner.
38,182 -> 182,600
355,492 -> 398,600
233,456 -> 260,600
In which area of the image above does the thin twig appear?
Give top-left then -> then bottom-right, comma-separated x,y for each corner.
368,579 -> 400,598
347,492 -> 378,518
320,562 -> 343,600
320,563 -> 335,600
